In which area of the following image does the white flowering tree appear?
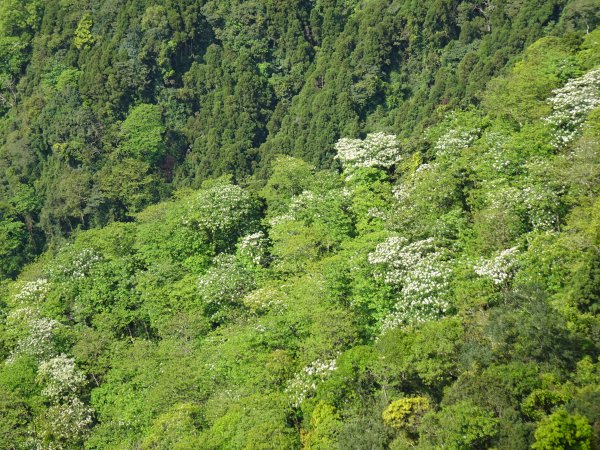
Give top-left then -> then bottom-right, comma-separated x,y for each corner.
261,155 -> 315,217
335,132 -> 401,170
428,110 -> 484,160
269,187 -> 354,273
36,355 -> 93,447
242,286 -> 288,315
487,183 -> 561,232
5,307 -> 60,362
37,398 -> 94,446
286,357 -> 338,407
13,278 -> 50,304
237,231 -> 270,267
182,181 -> 262,253
37,354 -> 87,401
545,68 -> 600,148
434,127 -> 480,156
368,237 -> 452,332
198,254 -> 257,322
474,247 -> 520,289
62,248 -> 103,279
476,131 -> 515,176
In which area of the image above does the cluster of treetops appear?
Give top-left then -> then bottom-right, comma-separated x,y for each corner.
0,0 -> 600,448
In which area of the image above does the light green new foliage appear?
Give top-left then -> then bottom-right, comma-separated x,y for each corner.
303,401 -> 342,450
419,401 -> 499,449
120,104 -> 166,163
483,37 -> 581,125
97,157 -> 157,214
1,6 -> 600,450
0,0 -> 42,36
261,155 -> 315,217
141,403 -> 203,450
382,397 -> 431,432
74,14 -> 94,50
532,408 -> 593,450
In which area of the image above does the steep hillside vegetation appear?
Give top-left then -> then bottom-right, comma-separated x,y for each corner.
1,0 -> 598,276
1,20 -> 600,447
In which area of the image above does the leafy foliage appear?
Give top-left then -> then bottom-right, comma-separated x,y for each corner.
0,3 -> 598,449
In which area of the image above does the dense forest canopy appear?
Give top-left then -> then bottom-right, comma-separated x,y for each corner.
1,0 -> 598,272
1,0 -> 600,448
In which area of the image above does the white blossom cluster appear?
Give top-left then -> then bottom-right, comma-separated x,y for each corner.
379,292 -> 449,334
30,374 -> 94,444
43,398 -> 94,443
392,163 -> 436,214
489,185 -> 559,231
367,207 -> 388,221
70,248 -> 102,278
183,183 -> 256,235
474,247 -> 520,286
415,163 -> 433,173
268,213 -> 294,227
335,132 -> 401,169
270,188 -> 349,229
521,185 -> 560,231
288,190 -> 319,215
393,182 -> 416,202
368,237 -> 448,285
6,312 -> 94,445
488,185 -> 521,209
286,357 -> 338,407
545,68 -> 600,148
434,127 -> 480,156
369,237 -> 452,331
14,278 -> 50,303
6,307 -> 60,362
242,287 -> 287,314
237,231 -> 270,266
27,321 -> 94,445
6,275 -> 94,445
198,255 -> 255,308
38,354 -> 87,401
483,131 -> 512,173
51,248 -> 102,279
369,237 -> 418,282
253,324 -> 267,333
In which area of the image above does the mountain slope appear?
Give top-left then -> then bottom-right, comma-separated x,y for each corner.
1,28 -> 600,448
1,0 -> 597,277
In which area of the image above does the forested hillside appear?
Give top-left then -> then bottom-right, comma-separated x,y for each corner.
1,0 -> 597,275
1,0 -> 600,448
